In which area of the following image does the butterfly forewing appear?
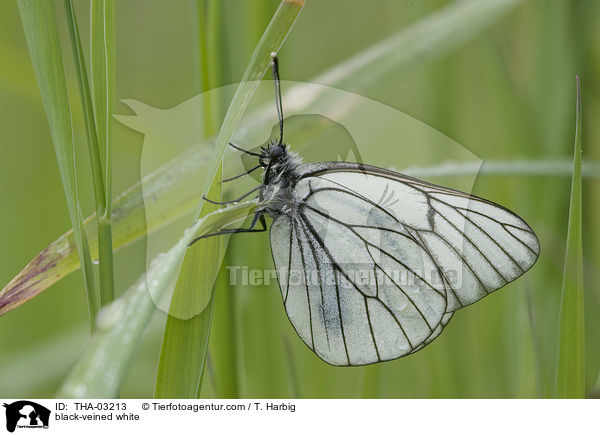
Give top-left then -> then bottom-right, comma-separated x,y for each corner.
300,162 -> 540,308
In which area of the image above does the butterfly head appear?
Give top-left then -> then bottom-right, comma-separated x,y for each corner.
258,139 -> 302,187
259,139 -> 287,167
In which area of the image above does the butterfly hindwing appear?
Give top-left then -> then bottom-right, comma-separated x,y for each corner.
270,176 -> 451,365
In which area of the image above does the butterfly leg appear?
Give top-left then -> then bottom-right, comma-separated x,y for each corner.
202,185 -> 260,205
188,213 -> 266,247
223,164 -> 262,182
228,142 -> 262,157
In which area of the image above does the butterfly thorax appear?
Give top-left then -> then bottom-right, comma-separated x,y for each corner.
257,141 -> 303,217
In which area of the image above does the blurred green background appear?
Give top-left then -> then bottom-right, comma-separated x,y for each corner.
0,0 -> 599,398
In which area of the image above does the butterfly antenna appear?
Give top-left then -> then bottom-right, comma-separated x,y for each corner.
271,52 -> 284,146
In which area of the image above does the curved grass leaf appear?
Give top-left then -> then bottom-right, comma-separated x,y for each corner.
153,0 -> 226,399
361,365 -> 382,398
314,0 -> 521,89
0,145 -> 211,316
63,0 -> 105,213
525,286 -> 550,398
153,165 -> 223,398
208,255 -> 241,398
91,0 -> 116,307
555,76 -> 585,398
16,0 -> 98,323
153,0 -> 225,399
154,0 -> 305,398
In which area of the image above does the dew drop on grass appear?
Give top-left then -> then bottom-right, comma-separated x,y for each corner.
71,383 -> 88,398
149,252 -> 166,269
55,237 -> 71,255
96,299 -> 125,330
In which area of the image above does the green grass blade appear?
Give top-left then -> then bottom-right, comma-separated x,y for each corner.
525,286 -> 550,398
395,159 -> 600,179
555,76 -> 585,398
154,165 -> 223,398
593,371 -> 600,398
154,0 -> 227,399
91,0 -> 116,307
58,200 -> 258,398
282,336 -> 300,398
208,259 -> 240,398
199,0 -> 304,202
63,0 -> 106,213
91,0 -> 115,199
0,145 -> 213,317
197,0 -> 225,132
361,365 -> 382,398
154,0 -> 224,399
16,0 -> 98,324
196,0 -> 213,133
315,0 -> 521,89
155,0 -> 305,398
195,0 -> 236,399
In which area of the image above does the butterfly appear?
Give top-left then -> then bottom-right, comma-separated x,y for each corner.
192,54 -> 540,366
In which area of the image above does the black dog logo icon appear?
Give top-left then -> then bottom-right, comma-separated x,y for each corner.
3,401 -> 50,432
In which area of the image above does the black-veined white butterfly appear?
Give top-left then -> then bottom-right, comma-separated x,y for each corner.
192,54 -> 540,366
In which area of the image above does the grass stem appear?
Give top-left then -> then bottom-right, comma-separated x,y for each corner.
555,76 -> 585,398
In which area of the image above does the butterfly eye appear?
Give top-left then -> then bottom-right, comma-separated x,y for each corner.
270,146 -> 284,159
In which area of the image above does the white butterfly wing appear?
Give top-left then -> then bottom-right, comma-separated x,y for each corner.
299,162 -> 540,309
270,214 -> 449,366
410,311 -> 454,355
270,163 -> 539,366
